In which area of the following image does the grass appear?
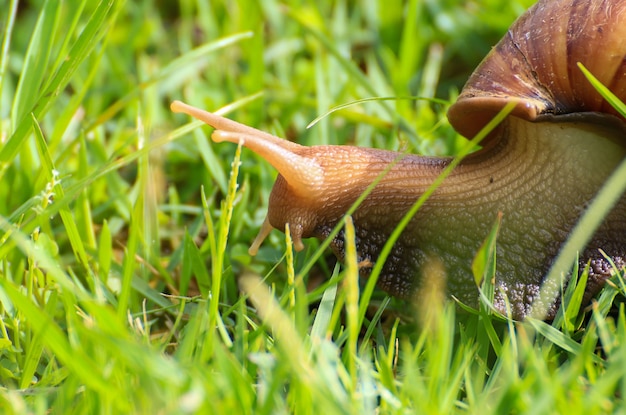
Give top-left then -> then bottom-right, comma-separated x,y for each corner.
0,0 -> 625,413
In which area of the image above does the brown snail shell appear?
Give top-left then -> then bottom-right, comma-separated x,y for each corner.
449,0 -> 626,140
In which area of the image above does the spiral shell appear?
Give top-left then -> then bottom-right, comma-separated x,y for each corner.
448,0 -> 626,140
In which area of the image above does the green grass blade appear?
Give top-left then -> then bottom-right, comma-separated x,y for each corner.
0,0 -> 18,117
343,215 -> 359,394
578,63 -> 626,117
11,0 -> 60,126
98,219 -> 112,283
118,197 -> 141,318
310,282 -> 338,340
0,0 -> 119,176
32,114 -> 90,269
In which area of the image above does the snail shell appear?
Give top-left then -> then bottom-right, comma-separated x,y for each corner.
449,0 -> 626,140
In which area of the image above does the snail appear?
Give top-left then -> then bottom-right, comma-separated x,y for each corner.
172,0 -> 626,319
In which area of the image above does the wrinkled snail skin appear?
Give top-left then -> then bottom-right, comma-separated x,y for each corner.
172,0 -> 626,319
262,116 -> 626,319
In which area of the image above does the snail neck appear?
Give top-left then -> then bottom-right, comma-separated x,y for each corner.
268,115 -> 626,238
264,116 -> 626,318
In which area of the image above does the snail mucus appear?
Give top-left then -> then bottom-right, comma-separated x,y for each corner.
172,0 -> 626,320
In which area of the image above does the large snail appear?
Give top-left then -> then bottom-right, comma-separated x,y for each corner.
172,0 -> 626,319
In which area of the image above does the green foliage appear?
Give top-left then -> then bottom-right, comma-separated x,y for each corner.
0,0 -> 623,413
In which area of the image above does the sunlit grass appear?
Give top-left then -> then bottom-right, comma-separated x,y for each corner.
0,0 -> 624,414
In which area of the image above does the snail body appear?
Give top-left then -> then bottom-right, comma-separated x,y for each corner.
173,0 -> 626,319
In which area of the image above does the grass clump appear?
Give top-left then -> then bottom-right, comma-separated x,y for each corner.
0,0 -> 625,414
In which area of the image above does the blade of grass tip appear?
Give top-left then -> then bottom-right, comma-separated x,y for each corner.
472,212 -> 502,289
530,66 -> 626,320
594,274 -> 623,320
358,101 -> 517,327
473,213 -> 502,336
310,281 -> 338,341
473,213 -> 502,316
0,0 -> 18,117
592,304 -> 616,356
561,262 -> 587,332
